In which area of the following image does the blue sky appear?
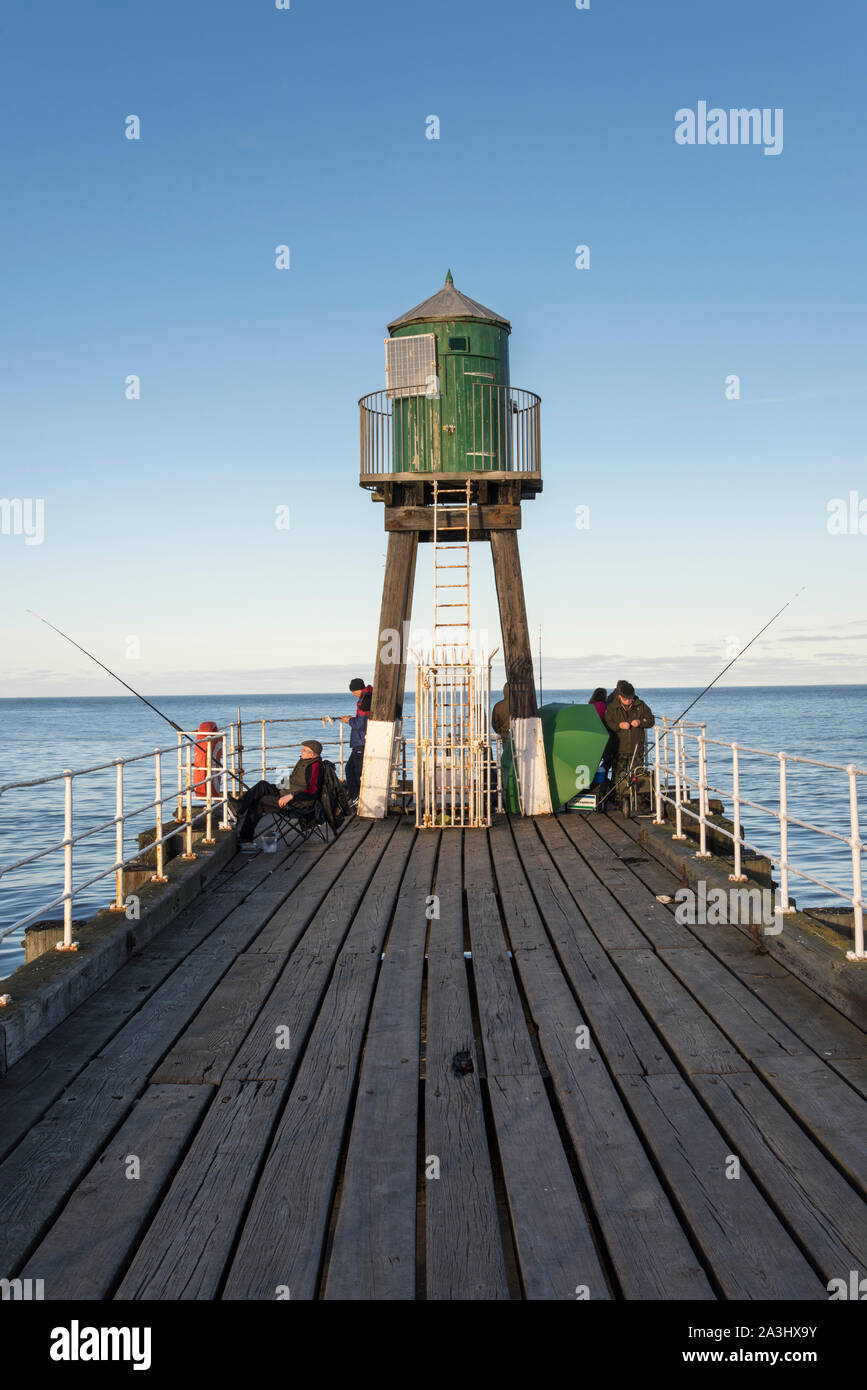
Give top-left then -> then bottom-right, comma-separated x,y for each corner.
1,0 -> 865,696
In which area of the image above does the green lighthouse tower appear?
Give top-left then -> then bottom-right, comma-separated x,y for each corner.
387,268 -> 512,475
358,271 -> 551,820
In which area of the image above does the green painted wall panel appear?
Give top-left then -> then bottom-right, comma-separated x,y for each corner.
391,317 -> 511,474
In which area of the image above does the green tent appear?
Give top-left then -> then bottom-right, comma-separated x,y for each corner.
500,703 -> 610,813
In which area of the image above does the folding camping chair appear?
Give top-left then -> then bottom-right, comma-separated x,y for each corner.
270,759 -> 351,848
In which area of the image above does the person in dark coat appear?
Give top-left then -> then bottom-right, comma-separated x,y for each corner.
491,683 -> 510,742
589,687 -> 616,777
228,740 -> 322,849
604,681 -> 654,787
340,678 -> 372,801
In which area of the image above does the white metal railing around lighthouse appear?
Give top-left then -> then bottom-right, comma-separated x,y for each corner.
650,718 -> 866,961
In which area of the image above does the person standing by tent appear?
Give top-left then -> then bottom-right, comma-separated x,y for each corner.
604,680 -> 654,791
589,687 -> 616,779
491,682 -> 510,742
340,677 -> 372,802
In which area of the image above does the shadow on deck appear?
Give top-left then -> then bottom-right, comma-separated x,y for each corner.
1,811 -> 865,1300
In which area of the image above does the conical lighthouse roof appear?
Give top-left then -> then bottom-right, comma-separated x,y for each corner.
387,270 -> 511,333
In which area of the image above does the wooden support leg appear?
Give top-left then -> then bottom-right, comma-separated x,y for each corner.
490,531 -> 552,815
359,531 -> 417,818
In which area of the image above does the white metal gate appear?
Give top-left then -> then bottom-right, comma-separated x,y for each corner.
414,657 -> 494,828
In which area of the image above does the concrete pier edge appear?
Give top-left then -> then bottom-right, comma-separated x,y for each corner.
636,818 -> 867,1028
0,825 -> 237,1075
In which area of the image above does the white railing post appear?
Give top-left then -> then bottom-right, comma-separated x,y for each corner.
777,753 -> 794,914
729,743 -> 746,882
112,758 -> 124,909
846,764 -> 865,961
672,725 -> 686,840
219,733 -> 230,830
59,770 -> 75,950
696,726 -> 711,858
261,720 -> 266,780
653,725 -> 664,824
339,720 -> 344,778
153,750 -> 167,882
203,736 -> 215,845
176,731 -> 183,822
183,741 -> 195,859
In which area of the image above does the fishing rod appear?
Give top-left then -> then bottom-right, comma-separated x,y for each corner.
26,610 -> 252,793
595,586 -> 806,814
668,585 -> 806,726
27,611 -> 186,732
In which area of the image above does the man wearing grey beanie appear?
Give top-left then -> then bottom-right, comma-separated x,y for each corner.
227,740 -> 323,850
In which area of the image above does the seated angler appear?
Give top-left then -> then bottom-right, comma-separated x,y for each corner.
228,739 -> 322,851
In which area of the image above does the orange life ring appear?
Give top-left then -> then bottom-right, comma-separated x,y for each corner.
192,721 -> 223,798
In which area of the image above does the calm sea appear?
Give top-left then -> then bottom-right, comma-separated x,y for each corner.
1,686 -> 865,978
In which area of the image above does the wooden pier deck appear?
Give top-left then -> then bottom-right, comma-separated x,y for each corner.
2,811 -> 866,1301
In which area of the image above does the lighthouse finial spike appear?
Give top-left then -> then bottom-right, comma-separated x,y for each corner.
445,268 -> 453,286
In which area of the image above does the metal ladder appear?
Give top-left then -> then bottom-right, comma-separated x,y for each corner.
430,479 -> 472,821
432,478 -> 471,665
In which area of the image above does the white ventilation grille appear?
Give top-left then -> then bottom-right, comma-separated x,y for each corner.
385,334 -> 437,398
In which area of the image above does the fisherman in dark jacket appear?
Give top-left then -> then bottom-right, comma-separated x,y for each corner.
228,740 -> 322,849
491,683 -> 510,741
340,678 -> 372,801
604,682 -> 654,787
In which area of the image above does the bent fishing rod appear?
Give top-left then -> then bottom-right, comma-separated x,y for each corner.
598,586 -> 806,808
667,585 -> 806,726
26,610 -> 253,794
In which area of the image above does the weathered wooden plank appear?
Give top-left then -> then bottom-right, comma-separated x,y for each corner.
0,839 -> 324,1163
608,949 -> 748,1075
150,953 -> 284,1085
491,822 -> 713,1298
829,1057 -> 867,1101
620,1072 -> 826,1299
385,504 -> 520,532
747,976 -> 867,1060
323,831 -> 440,1300
504,821 -> 676,1076
657,946 -> 811,1062
463,834 -> 610,1300
486,1072 -> 611,1300
20,1084 -> 212,1299
532,817 -> 653,952
559,815 -> 699,950
123,824 -> 414,1300
116,1078 -> 283,1299
752,1053 -> 867,1194
587,813 -> 685,897
692,1073 -> 867,1281
0,828 -> 366,1277
225,821 -> 402,1082
242,817 -> 377,957
424,832 -> 510,1301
